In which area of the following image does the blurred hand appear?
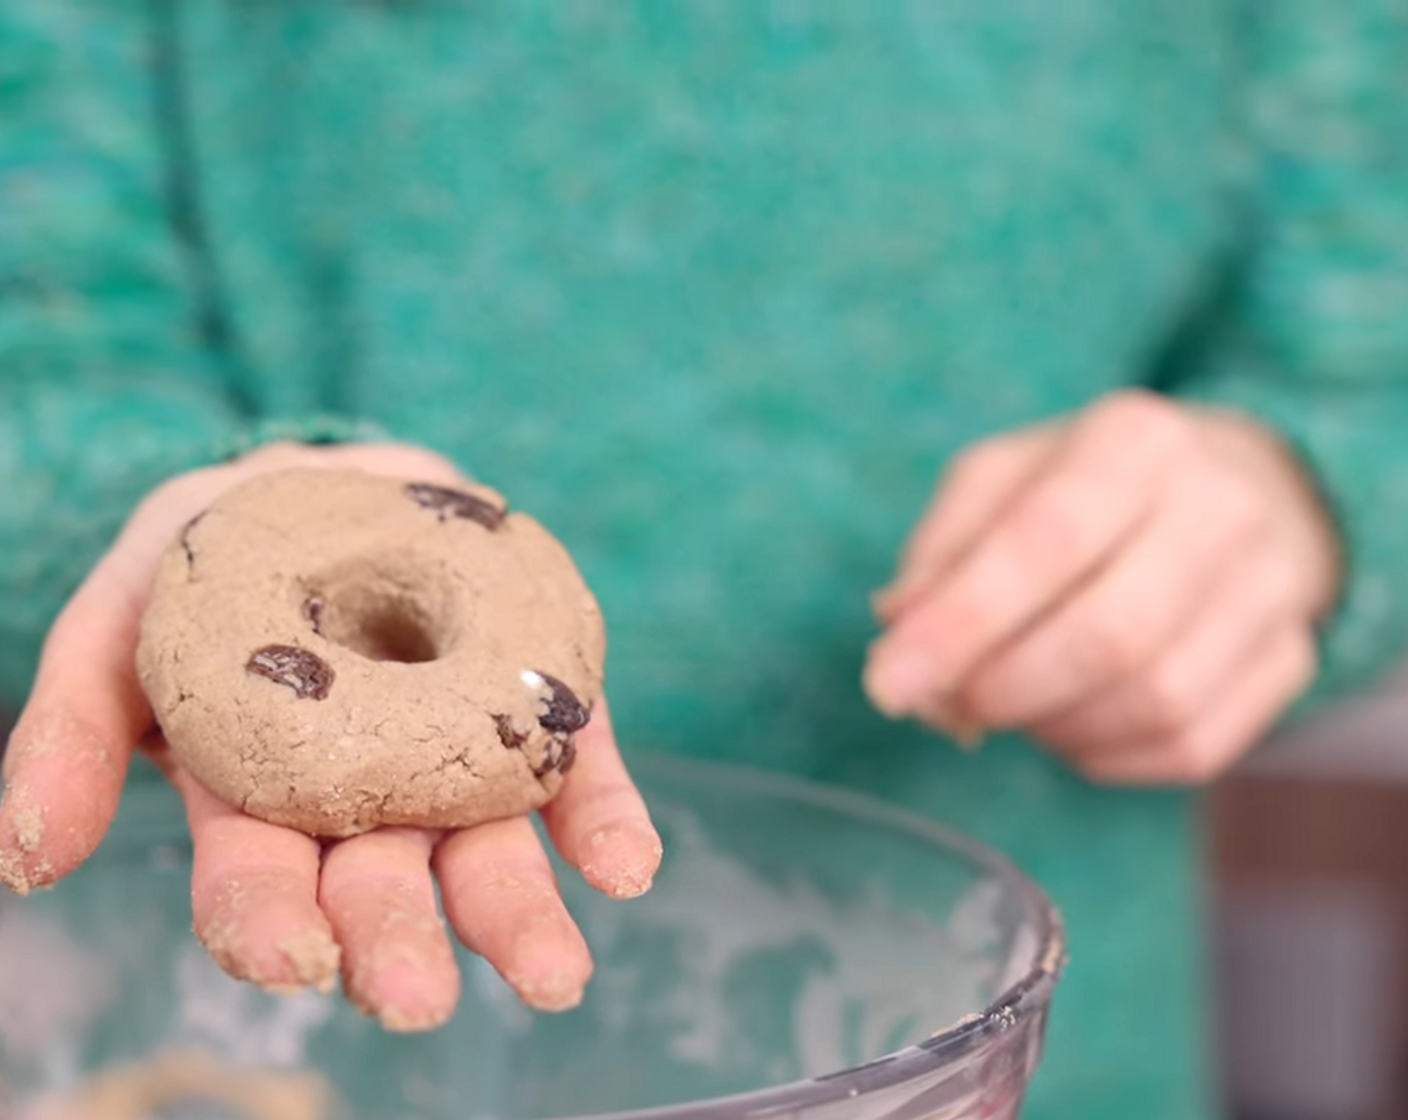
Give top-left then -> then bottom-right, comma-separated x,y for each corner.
866,391 -> 1341,784
0,442 -> 661,1030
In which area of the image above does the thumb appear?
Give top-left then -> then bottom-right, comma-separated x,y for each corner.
0,473 -> 217,894
0,560 -> 149,894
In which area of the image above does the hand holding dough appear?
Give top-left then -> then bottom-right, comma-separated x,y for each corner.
0,442 -> 661,1030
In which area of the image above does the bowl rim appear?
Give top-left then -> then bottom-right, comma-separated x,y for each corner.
586,753 -> 1068,1120
54,754 -> 1065,1120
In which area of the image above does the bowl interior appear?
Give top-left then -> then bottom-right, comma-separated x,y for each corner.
0,756 -> 1055,1119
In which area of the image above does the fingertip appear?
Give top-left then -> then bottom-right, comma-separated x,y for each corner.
0,780 -> 45,853
380,1003 -> 455,1033
539,703 -> 662,900
435,818 -> 595,1014
514,972 -> 586,1014
578,823 -> 662,900
0,712 -> 128,895
504,925 -> 593,1012
368,955 -> 460,1033
279,927 -> 344,995
862,643 -> 929,718
322,848 -> 461,1034
182,779 -> 333,994
0,788 -> 54,897
351,940 -> 460,1033
913,690 -> 987,745
196,877 -> 341,993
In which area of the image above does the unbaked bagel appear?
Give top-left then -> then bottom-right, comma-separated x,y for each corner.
137,469 -> 605,838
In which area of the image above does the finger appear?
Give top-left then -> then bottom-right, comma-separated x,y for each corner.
176,768 -> 340,994
865,392 -> 1192,717
319,827 -> 459,1032
538,701 -> 661,900
434,816 -> 592,1012
315,441 -> 466,485
961,471 -> 1264,727
874,428 -> 1056,621
0,461 -> 253,896
1032,547 -> 1301,754
1073,628 -> 1315,785
0,559 -> 151,894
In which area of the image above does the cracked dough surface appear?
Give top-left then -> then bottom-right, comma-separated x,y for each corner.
137,469 -> 605,838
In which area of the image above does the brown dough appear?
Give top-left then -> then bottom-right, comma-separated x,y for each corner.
20,1050 -> 333,1120
137,469 -> 606,838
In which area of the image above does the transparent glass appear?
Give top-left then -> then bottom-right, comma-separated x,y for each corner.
0,755 -> 1064,1120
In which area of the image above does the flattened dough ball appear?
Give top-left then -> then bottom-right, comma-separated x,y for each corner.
137,469 -> 606,838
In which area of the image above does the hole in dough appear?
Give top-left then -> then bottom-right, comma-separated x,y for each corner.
314,571 -> 447,664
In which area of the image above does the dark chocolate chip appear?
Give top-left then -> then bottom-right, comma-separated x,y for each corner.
405,482 -> 505,529
535,673 -> 590,734
303,595 -> 325,636
180,512 -> 207,567
246,644 -> 334,700
493,714 -> 528,750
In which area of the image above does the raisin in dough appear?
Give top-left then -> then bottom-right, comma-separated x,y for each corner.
137,469 -> 605,838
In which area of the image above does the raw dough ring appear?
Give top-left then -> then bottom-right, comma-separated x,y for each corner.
137,469 -> 606,838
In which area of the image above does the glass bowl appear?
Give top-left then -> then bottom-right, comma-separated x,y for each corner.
0,755 -> 1064,1120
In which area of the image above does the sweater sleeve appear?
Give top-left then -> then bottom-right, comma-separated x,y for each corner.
0,5 -> 373,706
1166,1 -> 1408,704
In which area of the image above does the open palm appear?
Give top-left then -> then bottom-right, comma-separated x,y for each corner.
0,442 -> 661,1031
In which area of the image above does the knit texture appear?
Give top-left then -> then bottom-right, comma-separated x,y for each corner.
2,3 -> 1406,1116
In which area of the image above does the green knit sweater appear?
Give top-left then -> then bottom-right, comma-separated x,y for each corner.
3,3 -> 1407,1117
